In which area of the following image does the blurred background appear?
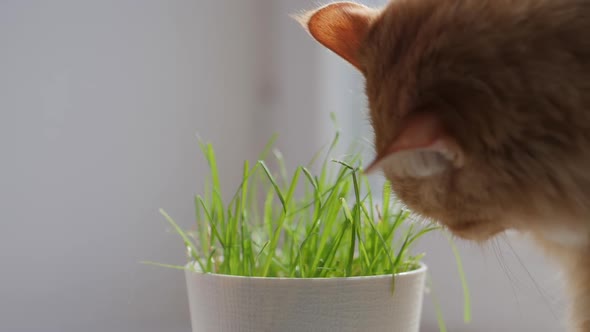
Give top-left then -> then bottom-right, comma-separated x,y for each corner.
0,1 -> 567,331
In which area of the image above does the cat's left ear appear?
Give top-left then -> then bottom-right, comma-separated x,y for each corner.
365,113 -> 465,176
297,2 -> 376,70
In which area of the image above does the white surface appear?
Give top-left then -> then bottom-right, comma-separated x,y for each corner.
416,231 -> 566,332
185,266 -> 426,332
0,1 -> 261,331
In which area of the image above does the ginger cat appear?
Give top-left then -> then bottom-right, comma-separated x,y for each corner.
299,1 -> 590,330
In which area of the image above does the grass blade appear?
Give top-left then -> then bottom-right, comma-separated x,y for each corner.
446,233 -> 472,323
141,261 -> 188,271
258,161 -> 286,212
160,209 -> 205,272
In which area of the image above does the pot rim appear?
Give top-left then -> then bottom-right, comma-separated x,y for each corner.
184,262 -> 427,281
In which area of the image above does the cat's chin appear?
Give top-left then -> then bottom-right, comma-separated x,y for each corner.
444,220 -> 505,242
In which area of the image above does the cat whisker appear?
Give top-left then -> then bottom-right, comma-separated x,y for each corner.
491,237 -> 523,318
500,235 -> 559,321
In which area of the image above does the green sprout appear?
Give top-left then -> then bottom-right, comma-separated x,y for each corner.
147,123 -> 471,329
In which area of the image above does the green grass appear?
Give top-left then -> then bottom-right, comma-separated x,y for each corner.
150,123 -> 472,328
162,129 -> 440,278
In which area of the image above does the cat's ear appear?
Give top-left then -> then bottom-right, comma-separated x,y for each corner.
365,113 -> 464,176
297,2 -> 376,70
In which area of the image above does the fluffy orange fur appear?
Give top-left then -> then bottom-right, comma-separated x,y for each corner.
300,0 -> 590,330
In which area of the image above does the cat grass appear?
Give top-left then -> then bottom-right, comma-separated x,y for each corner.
149,125 -> 471,328
159,130 -> 438,278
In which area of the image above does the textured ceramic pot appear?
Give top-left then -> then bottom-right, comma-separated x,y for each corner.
184,263 -> 427,332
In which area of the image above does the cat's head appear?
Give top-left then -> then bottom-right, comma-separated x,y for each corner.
298,1 -> 575,241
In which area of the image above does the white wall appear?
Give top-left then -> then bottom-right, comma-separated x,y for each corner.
1,1 -> 261,331
258,0 -> 326,167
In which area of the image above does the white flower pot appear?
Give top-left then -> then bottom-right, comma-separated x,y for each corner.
184,263 -> 427,332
